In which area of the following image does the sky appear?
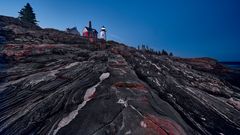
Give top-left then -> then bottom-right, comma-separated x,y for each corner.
0,0 -> 240,61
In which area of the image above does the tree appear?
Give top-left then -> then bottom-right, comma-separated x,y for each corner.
150,48 -> 154,53
18,3 -> 38,25
162,49 -> 168,55
142,44 -> 145,50
169,52 -> 173,56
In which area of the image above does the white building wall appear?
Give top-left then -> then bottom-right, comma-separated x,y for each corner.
99,26 -> 106,40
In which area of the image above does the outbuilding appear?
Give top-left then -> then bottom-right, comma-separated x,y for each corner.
82,21 -> 98,42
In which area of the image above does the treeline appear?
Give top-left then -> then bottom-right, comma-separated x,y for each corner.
137,44 -> 173,56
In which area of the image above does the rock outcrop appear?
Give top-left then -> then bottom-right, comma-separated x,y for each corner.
0,15 -> 239,135
0,15 -> 88,45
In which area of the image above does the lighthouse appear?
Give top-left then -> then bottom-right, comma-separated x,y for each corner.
99,26 -> 106,40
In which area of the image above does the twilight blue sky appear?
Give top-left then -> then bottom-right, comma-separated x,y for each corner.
0,0 -> 240,61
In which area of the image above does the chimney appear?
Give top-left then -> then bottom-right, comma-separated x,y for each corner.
89,21 -> 92,29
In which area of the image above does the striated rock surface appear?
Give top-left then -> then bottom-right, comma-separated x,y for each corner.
0,15 -> 240,135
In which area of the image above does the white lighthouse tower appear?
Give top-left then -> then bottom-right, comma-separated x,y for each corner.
99,26 -> 106,40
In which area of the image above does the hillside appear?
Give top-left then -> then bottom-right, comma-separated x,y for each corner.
0,15 -> 240,135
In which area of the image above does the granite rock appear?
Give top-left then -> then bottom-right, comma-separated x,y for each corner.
0,15 -> 239,135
